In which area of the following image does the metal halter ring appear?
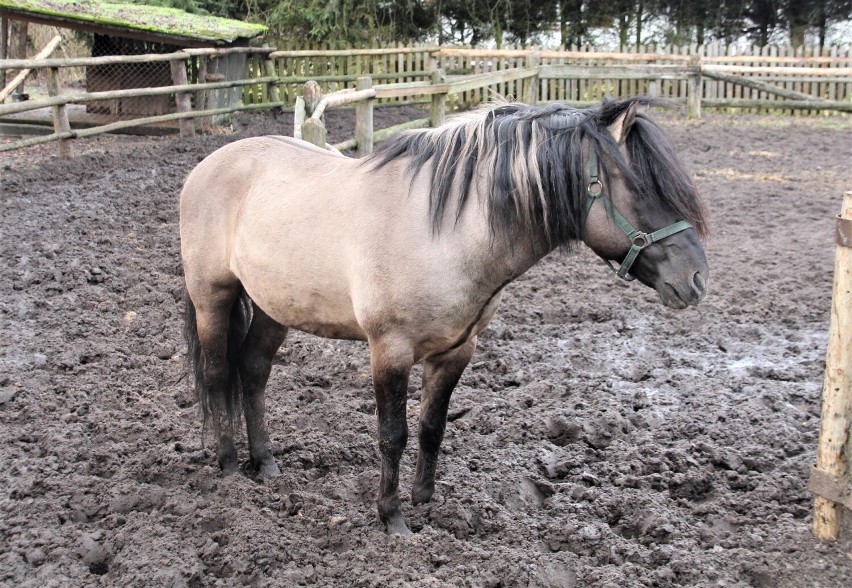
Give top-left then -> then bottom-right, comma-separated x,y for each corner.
631,232 -> 652,249
587,180 -> 603,196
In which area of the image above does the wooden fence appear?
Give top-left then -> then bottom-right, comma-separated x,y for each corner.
251,43 -> 852,113
2,43 -> 852,156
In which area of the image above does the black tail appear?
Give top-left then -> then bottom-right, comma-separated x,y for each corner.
183,285 -> 253,434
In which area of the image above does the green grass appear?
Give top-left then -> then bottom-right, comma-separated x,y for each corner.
0,0 -> 266,42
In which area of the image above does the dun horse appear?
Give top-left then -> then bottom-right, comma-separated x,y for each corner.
180,98 -> 709,535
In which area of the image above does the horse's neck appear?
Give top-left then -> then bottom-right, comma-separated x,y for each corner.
455,180 -> 557,287
488,229 -> 556,283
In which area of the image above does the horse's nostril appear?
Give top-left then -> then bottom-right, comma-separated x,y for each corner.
693,272 -> 706,295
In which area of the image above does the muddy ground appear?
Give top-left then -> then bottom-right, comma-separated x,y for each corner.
1,106 -> 851,587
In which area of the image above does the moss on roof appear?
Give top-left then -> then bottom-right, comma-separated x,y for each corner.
0,0 -> 266,43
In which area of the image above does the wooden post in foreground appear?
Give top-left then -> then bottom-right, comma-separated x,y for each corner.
354,76 -> 373,157
45,67 -> 72,158
301,80 -> 326,148
169,60 -> 195,138
430,68 -> 446,128
523,53 -> 540,105
262,51 -> 281,106
687,56 -> 702,119
812,190 -> 852,541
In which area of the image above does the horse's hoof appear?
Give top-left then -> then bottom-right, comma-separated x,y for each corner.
411,484 -> 435,506
257,460 -> 281,479
384,512 -> 413,538
220,460 -> 239,476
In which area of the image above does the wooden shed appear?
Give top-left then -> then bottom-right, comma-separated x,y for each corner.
0,0 -> 266,116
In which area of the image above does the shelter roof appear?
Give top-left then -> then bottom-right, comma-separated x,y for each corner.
0,0 -> 267,47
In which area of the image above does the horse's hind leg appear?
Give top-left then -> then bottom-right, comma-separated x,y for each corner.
412,337 -> 477,506
190,286 -> 242,474
238,304 -> 288,478
369,338 -> 414,536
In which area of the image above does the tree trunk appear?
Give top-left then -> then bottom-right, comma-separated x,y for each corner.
618,14 -> 629,48
636,1 -> 643,50
790,23 -> 806,48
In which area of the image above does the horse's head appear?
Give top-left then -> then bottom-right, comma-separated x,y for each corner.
582,102 -> 709,309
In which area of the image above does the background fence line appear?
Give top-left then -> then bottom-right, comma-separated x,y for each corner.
258,42 -> 852,112
2,42 -> 852,156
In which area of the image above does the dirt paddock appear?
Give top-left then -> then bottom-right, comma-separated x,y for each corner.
1,106 -> 851,587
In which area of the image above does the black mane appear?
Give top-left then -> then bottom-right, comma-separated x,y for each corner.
369,97 -> 708,246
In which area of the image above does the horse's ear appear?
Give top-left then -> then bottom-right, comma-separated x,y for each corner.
608,102 -> 639,145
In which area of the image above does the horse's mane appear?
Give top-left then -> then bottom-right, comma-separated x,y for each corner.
368,97 -> 708,246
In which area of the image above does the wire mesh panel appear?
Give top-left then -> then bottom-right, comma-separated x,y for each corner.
87,35 -> 178,118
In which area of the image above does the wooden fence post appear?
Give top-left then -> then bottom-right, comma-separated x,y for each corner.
811,189 -> 852,541
687,56 -> 702,119
293,96 -> 306,140
355,76 -> 373,157
169,59 -> 195,138
45,67 -> 72,158
301,80 -> 326,148
1,17 -> 8,86
262,52 -> 283,107
524,53 -> 540,104
430,68 -> 446,128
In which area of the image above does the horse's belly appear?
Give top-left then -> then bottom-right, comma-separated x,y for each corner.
231,241 -> 365,340
244,279 -> 366,341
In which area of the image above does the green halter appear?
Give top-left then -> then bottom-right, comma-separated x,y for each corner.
586,148 -> 693,281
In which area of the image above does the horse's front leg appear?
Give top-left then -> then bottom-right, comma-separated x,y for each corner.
412,337 -> 477,505
369,338 -> 414,536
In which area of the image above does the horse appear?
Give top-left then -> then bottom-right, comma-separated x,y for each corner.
180,97 -> 709,536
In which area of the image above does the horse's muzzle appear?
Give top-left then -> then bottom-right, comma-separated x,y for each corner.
659,270 -> 709,309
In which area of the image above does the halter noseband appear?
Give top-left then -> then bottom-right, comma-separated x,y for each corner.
586,148 -> 693,281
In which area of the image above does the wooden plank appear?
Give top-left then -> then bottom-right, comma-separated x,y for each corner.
447,67 -> 539,94
0,76 -> 279,117
373,117 -> 430,142
433,48 -> 691,62
540,64 -> 697,80
270,47 -> 437,58
0,102 -> 286,153
703,54 -> 852,64
809,467 -> 852,510
706,65 -> 852,76
702,98 -> 852,112
374,81 -> 448,99
701,69 -> 820,101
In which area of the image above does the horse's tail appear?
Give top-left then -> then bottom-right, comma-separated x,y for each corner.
183,284 -> 253,434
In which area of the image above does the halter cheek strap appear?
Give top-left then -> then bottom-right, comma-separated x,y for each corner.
586,148 -> 693,281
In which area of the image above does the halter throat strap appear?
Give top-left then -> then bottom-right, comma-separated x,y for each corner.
586,147 -> 692,281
